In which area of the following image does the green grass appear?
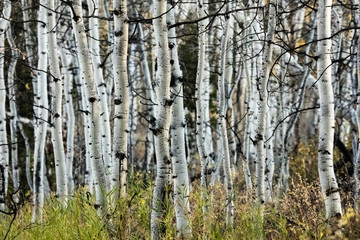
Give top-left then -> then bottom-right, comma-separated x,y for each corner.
1,173 -> 356,240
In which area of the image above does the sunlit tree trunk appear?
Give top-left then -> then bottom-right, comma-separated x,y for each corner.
71,0 -> 108,215
167,3 -> 191,237
0,0 -> 11,209
48,0 -> 67,202
150,0 -> 173,238
60,35 -> 75,194
32,0 -> 49,221
217,2 -> 234,225
317,0 -> 342,234
87,0 -> 112,176
195,0 -> 211,219
112,0 -> 129,200
254,0 -> 275,204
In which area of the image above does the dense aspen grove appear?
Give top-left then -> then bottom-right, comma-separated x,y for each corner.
2,0 -> 360,239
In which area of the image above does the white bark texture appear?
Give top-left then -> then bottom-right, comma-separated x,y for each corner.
6,13 -> 20,201
48,0 -> 68,201
32,0 -> 49,221
112,0 -> 129,200
151,0 -> 173,238
254,1 -> 275,204
0,0 -> 11,209
168,3 -> 191,237
60,38 -> 75,194
355,0 -> 360,206
195,0 -> 210,216
87,0 -> 112,176
217,6 -> 234,225
71,0 -> 108,214
317,0 -> 342,224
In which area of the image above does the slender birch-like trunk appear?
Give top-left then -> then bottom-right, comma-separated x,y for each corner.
6,12 -> 21,201
48,0 -> 67,202
71,0 -> 108,215
135,12 -> 155,173
355,0 -> 360,207
195,0 -> 210,217
151,0 -> 173,238
87,0 -> 112,175
60,36 -> 75,194
167,3 -> 191,237
134,6 -> 155,174
317,0 -> 342,234
254,1 -> 275,204
112,0 -> 129,200
32,0 -> 49,221
217,4 -> 234,225
0,0 -> 11,210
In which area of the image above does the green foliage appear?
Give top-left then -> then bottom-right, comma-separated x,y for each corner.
2,172 -> 360,239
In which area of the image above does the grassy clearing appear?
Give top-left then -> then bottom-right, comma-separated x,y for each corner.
0,175 -> 331,240
1,138 -> 360,239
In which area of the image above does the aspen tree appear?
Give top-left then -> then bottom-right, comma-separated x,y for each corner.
112,0 -> 129,200
59,32 -> 75,193
195,0 -> 210,217
21,0 -> 35,192
48,0 -> 68,202
71,0 -> 108,215
167,2 -> 191,237
32,0 -> 49,221
134,8 -> 155,173
317,0 -> 342,234
6,12 -> 20,201
254,0 -> 275,204
150,0 -> 173,238
0,0 -> 11,210
355,0 -> 360,206
217,2 -> 234,225
87,0 -> 112,176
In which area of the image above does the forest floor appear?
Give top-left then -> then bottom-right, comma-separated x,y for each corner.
1,139 -> 359,239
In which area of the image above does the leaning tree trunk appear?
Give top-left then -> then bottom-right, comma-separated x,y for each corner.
317,0 -> 342,236
150,0 -> 173,238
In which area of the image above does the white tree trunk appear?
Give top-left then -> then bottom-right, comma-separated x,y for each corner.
6,12 -> 21,202
150,0 -> 173,238
48,0 -> 67,202
71,0 -> 108,215
355,0 -> 360,206
87,0 -> 112,176
32,0 -> 49,221
167,3 -> 191,237
60,38 -> 75,194
317,0 -> 342,230
112,0 -> 129,200
0,0 -> 11,209
254,0 -> 275,204
195,0 -> 211,218
217,5 -> 234,225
